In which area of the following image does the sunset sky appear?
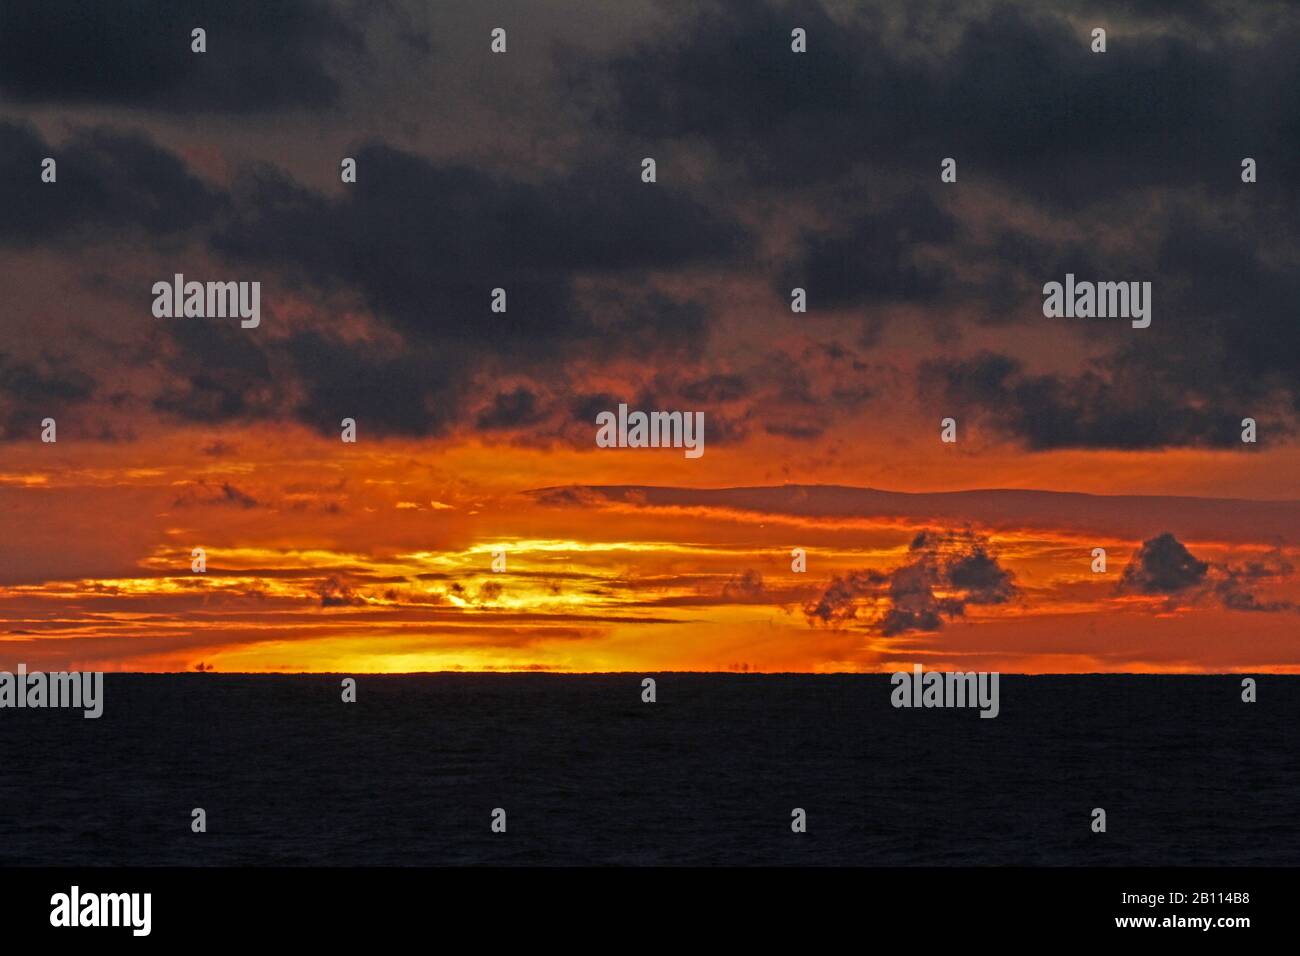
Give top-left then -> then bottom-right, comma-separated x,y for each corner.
2,0 -> 1299,673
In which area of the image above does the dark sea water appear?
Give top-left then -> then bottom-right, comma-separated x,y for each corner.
0,674 -> 1295,866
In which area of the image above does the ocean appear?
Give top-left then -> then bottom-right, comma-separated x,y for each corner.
1,674 -> 1294,866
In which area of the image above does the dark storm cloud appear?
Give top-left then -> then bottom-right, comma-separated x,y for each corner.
804,529 -> 1016,633
780,189 -> 959,306
476,387 -> 544,431
679,373 -> 750,403
584,290 -> 714,362
919,351 -> 1262,450
1151,205 -> 1300,415
1118,533 -> 1209,594
0,352 -> 95,406
90,125 -> 749,439
1214,552 -> 1298,613
569,0 -> 1299,200
5,0 -> 1298,455
1119,533 -> 1298,612
152,321 -> 280,424
566,0 -> 871,187
212,143 -> 747,358
918,187 -> 1300,450
941,535 -> 1019,601
0,0 -> 359,112
804,568 -> 888,627
558,0 -> 1300,450
569,393 -> 620,426
283,331 -> 463,439
151,314 -> 464,442
1085,0 -> 1229,24
0,352 -> 96,441
0,120 -> 224,246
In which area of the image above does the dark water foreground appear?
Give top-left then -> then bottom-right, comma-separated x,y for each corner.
0,674 -> 1294,866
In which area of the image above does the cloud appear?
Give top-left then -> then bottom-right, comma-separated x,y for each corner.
562,0 -> 1300,445
476,581 -> 504,604
780,189 -> 959,306
201,440 -> 238,457
0,120 -> 224,247
153,320 -> 280,424
212,144 -> 747,355
0,351 -> 94,405
1119,533 -> 1298,612
679,373 -> 751,404
283,331 -> 463,439
4,0 -> 1300,458
1118,532 -> 1209,594
0,351 -> 96,441
919,351 -> 1264,450
528,484 -> 1300,545
172,481 -> 260,509
184,143 -> 750,437
569,1 -> 1300,198
476,388 -> 545,431
804,528 -> 1017,633
0,0 -> 360,112
721,569 -> 765,599
317,575 -> 366,607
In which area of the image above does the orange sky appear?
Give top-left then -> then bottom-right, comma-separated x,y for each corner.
3,421 -> 1297,674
